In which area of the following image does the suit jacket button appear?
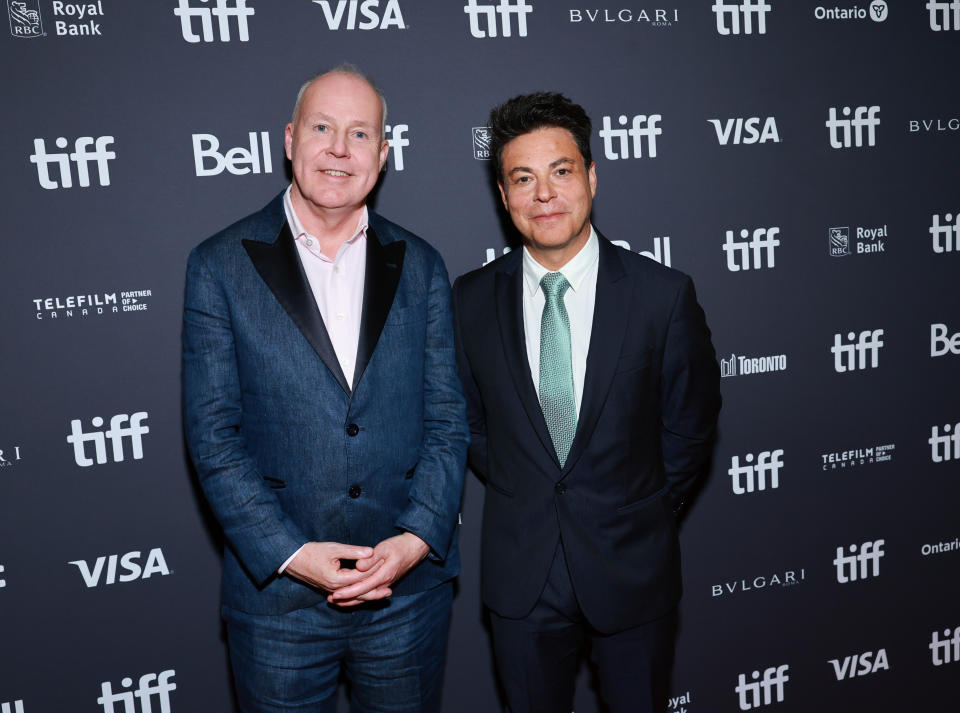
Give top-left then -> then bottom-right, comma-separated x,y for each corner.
346,424 -> 360,437
348,485 -> 362,499
554,483 -> 566,495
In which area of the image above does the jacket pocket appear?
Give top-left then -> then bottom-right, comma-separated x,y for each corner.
616,483 -> 669,513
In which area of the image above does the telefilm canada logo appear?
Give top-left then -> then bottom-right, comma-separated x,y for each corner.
719,352 -> 788,378
33,289 -> 152,320
465,0 -> 532,37
828,224 -> 886,256
98,670 -> 176,713
175,0 -> 254,42
814,1 -> 887,22
568,7 -> 679,26
820,442 -> 894,470
312,0 -> 406,31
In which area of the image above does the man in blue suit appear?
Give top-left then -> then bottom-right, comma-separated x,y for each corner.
182,66 -> 468,713
453,92 -> 721,713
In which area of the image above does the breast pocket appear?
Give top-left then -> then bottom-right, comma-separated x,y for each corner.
615,348 -> 653,374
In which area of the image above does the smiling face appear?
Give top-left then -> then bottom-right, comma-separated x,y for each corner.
284,72 -> 388,225
498,126 -> 597,270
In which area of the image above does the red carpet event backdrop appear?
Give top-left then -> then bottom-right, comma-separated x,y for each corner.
1,1 -> 958,711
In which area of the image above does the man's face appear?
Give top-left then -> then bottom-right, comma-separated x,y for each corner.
498,126 -> 596,261
285,72 -> 388,217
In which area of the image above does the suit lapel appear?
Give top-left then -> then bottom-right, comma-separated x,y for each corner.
561,235 -> 631,477
494,255 -> 561,469
353,225 -> 405,390
243,223 -> 352,395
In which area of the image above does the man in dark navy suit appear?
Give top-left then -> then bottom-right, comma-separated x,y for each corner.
183,66 -> 467,713
453,92 -> 721,713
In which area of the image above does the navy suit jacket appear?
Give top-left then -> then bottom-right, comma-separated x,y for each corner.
453,235 -> 720,633
183,192 -> 468,615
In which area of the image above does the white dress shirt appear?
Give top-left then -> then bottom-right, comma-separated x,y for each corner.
521,227 -> 600,418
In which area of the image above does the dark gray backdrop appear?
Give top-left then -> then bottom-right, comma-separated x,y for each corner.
2,1 -> 958,711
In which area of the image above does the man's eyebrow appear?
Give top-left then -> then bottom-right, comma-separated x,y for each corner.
507,157 -> 576,177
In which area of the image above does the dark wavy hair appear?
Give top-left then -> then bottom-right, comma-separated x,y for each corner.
488,91 -> 593,183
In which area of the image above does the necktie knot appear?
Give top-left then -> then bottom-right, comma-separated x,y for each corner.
540,272 -> 570,303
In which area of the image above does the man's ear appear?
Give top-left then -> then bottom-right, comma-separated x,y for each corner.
497,181 -> 507,209
379,138 -> 390,173
284,124 -> 294,161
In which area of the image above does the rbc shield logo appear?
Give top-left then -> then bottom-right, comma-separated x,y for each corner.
8,0 -> 43,37
829,227 -> 851,256
472,127 -> 491,160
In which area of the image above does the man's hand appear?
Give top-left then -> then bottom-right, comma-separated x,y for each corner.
284,541 -> 380,593
327,532 -> 431,607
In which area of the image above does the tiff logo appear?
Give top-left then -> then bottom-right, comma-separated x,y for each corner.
30,136 -> 116,189
730,450 -> 783,494
713,0 -> 770,35
69,548 -> 171,587
98,670 -> 176,713
67,412 -> 149,467
927,0 -> 960,31
723,227 -> 780,271
1,702 -> 24,713
834,539 -> 884,583
0,563 -> 5,588
831,329 -> 883,372
386,123 -> 409,171
930,212 -> 959,253
826,106 -> 880,148
929,423 -> 960,463
174,0 -> 254,42
735,665 -> 788,710
464,0 -> 531,38
930,627 -> 960,665
193,131 -> 272,176
599,114 -> 661,160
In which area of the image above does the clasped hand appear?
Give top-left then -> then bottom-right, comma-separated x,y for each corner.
284,532 -> 430,607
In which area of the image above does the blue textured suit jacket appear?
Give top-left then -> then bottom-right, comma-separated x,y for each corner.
183,192 -> 468,615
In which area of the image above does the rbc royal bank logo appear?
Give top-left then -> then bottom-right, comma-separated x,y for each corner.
464,0 -> 532,37
931,212 -> 959,253
713,0 -> 770,35
30,136 -> 116,189
735,665 -> 788,710
98,670 -> 176,713
313,0 -> 406,29
826,105 -> 880,148
928,0 -> 960,30
174,0 -> 254,42
7,0 -> 43,37
67,412 -> 149,467
599,114 -> 661,159
473,126 -> 491,160
829,227 -> 850,256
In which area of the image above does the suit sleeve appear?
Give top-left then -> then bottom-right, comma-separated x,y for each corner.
393,254 -> 469,561
660,275 -> 722,515
452,277 -> 489,481
182,248 -> 308,585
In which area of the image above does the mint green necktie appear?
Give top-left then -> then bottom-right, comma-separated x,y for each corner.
539,272 -> 577,467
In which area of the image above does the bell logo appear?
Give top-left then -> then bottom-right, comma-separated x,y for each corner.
30,136 -> 116,190
174,0 -> 254,42
193,131 -> 272,176
464,0 -> 532,38
69,548 -> 171,588
599,114 -> 661,159
709,117 -> 780,145
385,124 -> 409,171
729,450 -> 783,494
826,105 -> 880,148
713,0 -> 770,35
930,213 -> 959,253
98,670 -> 176,713
723,227 -> 780,271
66,412 -> 149,467
735,665 -> 788,710
829,649 -> 889,679
833,539 -> 884,583
313,0 -> 405,30
927,0 -> 960,31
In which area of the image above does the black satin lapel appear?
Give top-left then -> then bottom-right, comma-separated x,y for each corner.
353,226 -> 405,390
495,267 -> 561,470
242,224 -> 351,395
562,238 -> 631,476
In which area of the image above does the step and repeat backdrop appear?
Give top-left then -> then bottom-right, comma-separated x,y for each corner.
1,1 -> 958,712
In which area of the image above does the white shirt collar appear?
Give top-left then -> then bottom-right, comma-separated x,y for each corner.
522,226 -> 600,298
283,185 -> 368,261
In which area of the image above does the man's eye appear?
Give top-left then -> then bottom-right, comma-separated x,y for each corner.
354,131 -> 368,140
314,124 -> 327,133
515,176 -> 531,184
556,168 -> 569,176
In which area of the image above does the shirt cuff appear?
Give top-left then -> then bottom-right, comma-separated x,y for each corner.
278,543 -> 307,574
